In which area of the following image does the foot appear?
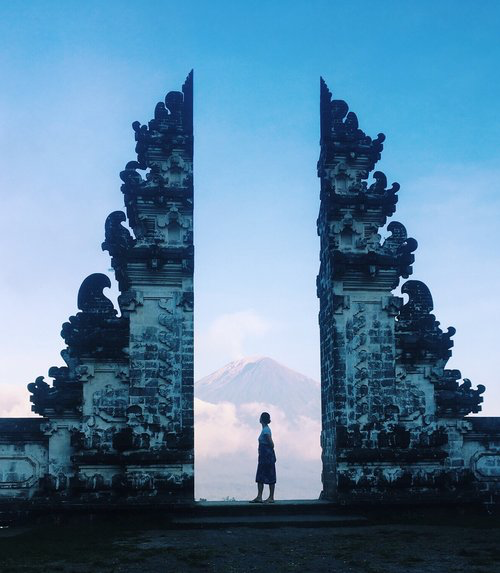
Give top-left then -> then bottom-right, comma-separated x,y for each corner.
249,497 -> 263,503
264,498 -> 275,503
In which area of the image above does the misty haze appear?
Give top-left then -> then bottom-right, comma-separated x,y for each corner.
194,356 -> 322,501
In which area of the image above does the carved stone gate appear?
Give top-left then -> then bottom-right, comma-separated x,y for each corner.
0,73 -> 499,505
317,78 -> 500,503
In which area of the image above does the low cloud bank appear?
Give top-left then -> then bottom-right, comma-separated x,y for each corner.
195,397 -> 322,500
195,398 -> 321,461
0,385 -> 35,418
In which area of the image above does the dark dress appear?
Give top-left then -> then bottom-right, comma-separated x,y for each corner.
255,425 -> 276,484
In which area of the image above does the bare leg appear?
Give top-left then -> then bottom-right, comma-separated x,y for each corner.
265,483 -> 275,502
251,482 -> 264,502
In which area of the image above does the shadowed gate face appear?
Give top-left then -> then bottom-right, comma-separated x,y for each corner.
316,78 -> 492,504
1,73 -> 197,502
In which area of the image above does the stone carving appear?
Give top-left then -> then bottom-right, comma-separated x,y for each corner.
92,386 -> 128,421
28,358 -> 82,416
77,273 -> 117,315
102,211 -> 135,291
319,78 -> 385,175
396,280 -> 456,363
317,78 -> 497,504
12,74 -> 195,501
472,452 -> 500,480
433,369 -> 485,417
102,211 -> 135,257
0,456 -> 38,488
27,376 -> 51,415
75,364 -> 94,383
61,273 -> 128,359
382,222 -> 418,263
116,70 -> 194,492
4,74 -> 500,507
118,290 -> 144,314
368,171 -> 400,195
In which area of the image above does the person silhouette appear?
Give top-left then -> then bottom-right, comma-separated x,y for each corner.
250,411 -> 276,503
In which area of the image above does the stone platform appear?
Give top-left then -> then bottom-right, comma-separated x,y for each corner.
0,499 -> 368,529
170,500 -> 368,529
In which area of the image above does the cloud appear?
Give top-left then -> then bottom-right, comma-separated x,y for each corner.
195,397 -> 321,462
194,398 -> 255,458
238,401 -> 321,460
195,310 -> 273,378
0,384 -> 36,418
194,396 -> 322,499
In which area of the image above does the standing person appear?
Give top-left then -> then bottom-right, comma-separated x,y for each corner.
250,412 -> 276,503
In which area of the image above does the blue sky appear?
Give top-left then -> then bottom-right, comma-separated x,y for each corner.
1,1 -> 500,415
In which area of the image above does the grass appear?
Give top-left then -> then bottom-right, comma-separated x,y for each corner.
0,519 -> 141,571
1,510 -> 500,573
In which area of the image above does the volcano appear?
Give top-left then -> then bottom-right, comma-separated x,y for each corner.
195,356 -> 320,420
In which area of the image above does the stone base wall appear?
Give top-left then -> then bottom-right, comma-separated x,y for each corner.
0,419 -> 48,499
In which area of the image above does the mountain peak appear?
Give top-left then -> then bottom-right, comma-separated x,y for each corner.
195,356 -> 320,420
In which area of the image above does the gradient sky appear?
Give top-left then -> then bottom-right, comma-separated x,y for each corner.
1,1 -> 500,416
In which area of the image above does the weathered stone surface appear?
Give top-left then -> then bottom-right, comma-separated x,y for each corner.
317,77 -> 500,504
0,419 -> 48,499
1,74 -> 499,507
1,72 -> 194,503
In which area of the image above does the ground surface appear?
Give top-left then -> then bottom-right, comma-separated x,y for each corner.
1,509 -> 499,573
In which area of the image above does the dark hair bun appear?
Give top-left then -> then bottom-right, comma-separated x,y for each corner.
261,412 -> 271,424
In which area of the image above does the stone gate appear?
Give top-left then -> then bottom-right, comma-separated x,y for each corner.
0,73 -> 499,506
0,72 -> 194,502
317,78 -> 500,504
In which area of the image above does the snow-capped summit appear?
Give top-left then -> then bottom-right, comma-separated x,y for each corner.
195,356 -> 320,420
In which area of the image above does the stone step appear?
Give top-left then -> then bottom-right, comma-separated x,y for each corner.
0,499 -> 353,527
168,499 -> 368,529
169,512 -> 368,529
189,499 -> 338,517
